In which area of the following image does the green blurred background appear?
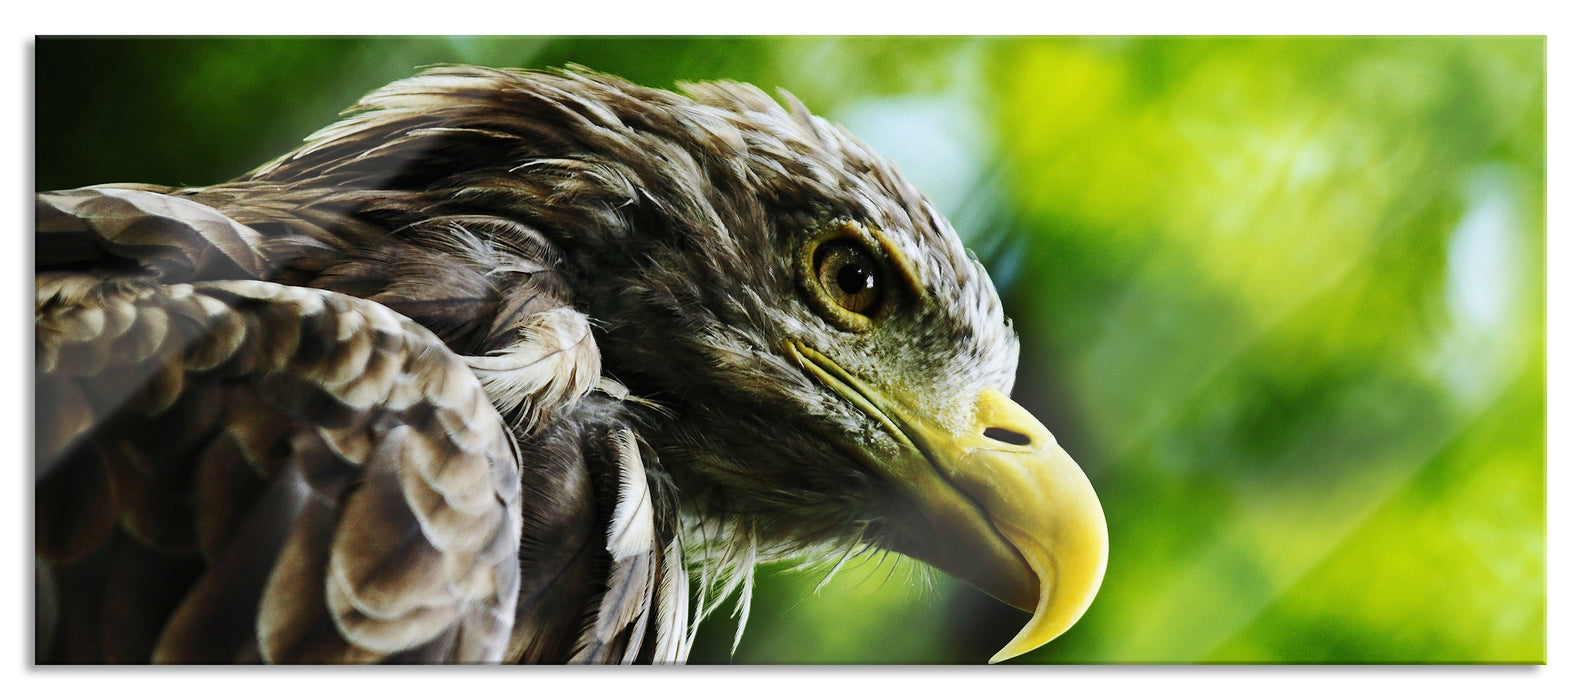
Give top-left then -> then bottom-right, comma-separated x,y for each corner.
33,36 -> 1545,664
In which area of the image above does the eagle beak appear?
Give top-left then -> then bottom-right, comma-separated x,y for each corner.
787,343 -> 1108,663
908,387 -> 1109,663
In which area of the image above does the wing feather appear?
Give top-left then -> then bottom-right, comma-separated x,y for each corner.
37,126 -> 645,665
36,187 -> 268,280
36,274 -> 523,664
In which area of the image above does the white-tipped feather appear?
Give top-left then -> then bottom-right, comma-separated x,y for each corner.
604,430 -> 655,561
465,307 -> 599,432
571,429 -> 658,663
651,537 -> 691,663
683,519 -> 760,658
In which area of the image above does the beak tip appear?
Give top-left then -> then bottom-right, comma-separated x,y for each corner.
983,500 -> 1109,664
985,609 -> 1078,665
989,630 -> 1037,664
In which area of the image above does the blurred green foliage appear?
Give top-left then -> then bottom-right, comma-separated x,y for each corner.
33,36 -> 1544,664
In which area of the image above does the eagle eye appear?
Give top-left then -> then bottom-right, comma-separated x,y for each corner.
798,224 -> 897,333
797,221 -> 908,333
815,241 -> 882,316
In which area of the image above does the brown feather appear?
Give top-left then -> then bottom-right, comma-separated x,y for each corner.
38,276 -> 524,663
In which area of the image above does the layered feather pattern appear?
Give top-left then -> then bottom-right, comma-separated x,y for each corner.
36,64 -> 1017,665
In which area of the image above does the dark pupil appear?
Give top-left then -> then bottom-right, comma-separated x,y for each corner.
836,262 -> 874,296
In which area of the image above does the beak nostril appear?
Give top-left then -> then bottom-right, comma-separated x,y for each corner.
983,427 -> 1032,446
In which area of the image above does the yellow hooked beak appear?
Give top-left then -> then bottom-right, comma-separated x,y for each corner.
788,342 -> 1108,663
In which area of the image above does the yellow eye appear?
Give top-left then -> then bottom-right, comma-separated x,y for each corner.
814,241 -> 882,316
798,221 -> 907,332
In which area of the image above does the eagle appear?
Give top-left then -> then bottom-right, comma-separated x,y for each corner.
33,65 -> 1107,664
